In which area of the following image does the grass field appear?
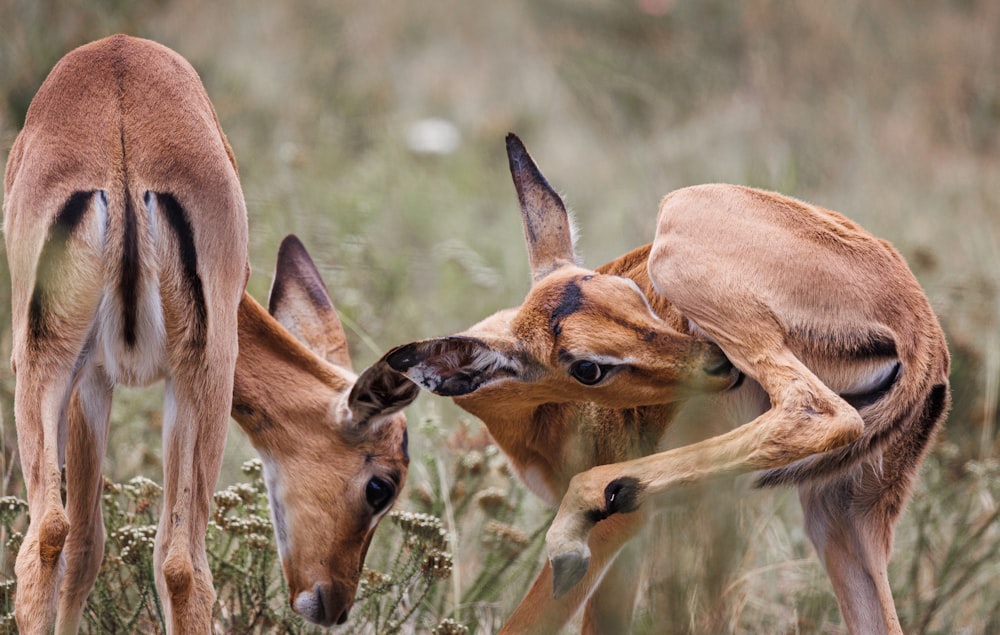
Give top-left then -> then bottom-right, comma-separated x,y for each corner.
1,1 -> 998,633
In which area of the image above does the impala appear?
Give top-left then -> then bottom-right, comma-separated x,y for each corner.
381,134 -> 950,634
3,35 -> 417,633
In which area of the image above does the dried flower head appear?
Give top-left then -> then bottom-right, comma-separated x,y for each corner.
421,549 -> 453,581
475,487 -> 510,515
358,568 -> 393,598
114,524 -> 157,565
0,496 -> 27,524
390,511 -> 449,551
483,520 -> 529,557
4,531 -> 23,556
241,458 -> 263,477
433,618 -> 469,635
458,450 -> 485,476
124,476 -> 162,499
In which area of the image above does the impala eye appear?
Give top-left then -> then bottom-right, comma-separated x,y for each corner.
569,360 -> 604,385
365,477 -> 395,513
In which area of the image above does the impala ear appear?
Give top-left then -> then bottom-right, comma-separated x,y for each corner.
268,235 -> 353,370
348,363 -> 420,427
506,133 -> 578,283
383,336 -> 521,397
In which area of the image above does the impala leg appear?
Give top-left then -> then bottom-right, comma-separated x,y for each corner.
546,345 -> 864,597
55,364 -> 112,634
155,350 -> 233,633
580,526 -> 645,635
12,365 -> 73,635
798,382 -> 946,635
800,476 -> 900,635
500,511 -> 646,635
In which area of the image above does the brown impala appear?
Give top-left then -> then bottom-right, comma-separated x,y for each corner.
3,35 -> 416,633
381,134 -> 949,634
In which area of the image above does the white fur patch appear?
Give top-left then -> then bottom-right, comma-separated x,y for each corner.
260,455 -> 291,562
293,589 -> 321,622
93,192 -> 166,385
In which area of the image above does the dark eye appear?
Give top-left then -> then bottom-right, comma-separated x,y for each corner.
365,477 -> 395,513
569,360 -> 604,385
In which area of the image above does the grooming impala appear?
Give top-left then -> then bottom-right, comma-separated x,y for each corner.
3,35 -> 416,633
383,134 -> 949,634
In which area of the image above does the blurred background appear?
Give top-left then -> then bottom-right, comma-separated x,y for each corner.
1,1 -> 998,633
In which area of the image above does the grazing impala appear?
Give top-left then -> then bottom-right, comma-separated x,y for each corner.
3,35 -> 416,633
232,235 -> 417,628
382,134 -> 949,634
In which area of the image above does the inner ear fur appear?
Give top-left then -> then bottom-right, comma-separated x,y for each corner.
348,362 -> 420,427
383,336 -> 521,397
268,234 -> 353,369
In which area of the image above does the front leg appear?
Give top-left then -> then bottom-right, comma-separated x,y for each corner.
581,525 -> 646,634
547,469 -> 648,598
547,374 -> 863,595
501,512 -> 646,634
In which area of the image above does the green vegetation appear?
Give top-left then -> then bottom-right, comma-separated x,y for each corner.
1,1 -> 998,633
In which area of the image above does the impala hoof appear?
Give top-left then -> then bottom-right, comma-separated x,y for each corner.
550,548 -> 590,598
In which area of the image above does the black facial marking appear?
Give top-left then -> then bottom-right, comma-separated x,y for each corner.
401,429 -> 410,462
549,280 -> 584,335
29,190 -> 96,342
156,192 -> 207,349
231,401 -> 273,435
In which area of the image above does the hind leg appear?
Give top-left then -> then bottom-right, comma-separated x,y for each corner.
154,333 -> 236,633
55,363 -> 112,634
799,383 -> 947,635
800,472 -> 900,635
12,364 -> 74,634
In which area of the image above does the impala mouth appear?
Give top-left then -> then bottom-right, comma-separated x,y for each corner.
294,582 -> 353,626
702,349 -> 743,390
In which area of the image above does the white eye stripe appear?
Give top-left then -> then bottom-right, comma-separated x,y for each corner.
565,354 -> 630,367
624,278 -> 662,322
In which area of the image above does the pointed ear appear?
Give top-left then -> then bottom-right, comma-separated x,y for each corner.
382,336 -> 521,397
506,133 -> 578,283
348,363 -> 420,427
268,235 -> 353,370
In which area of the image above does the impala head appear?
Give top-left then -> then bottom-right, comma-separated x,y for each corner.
233,235 -> 419,626
383,134 -> 739,410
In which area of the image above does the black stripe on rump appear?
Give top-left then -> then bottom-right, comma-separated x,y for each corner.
155,192 -> 207,349
29,190 -> 96,341
120,183 -> 140,348
793,326 -> 898,361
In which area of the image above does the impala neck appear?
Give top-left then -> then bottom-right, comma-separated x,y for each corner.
231,293 -> 351,452
458,395 -> 679,506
